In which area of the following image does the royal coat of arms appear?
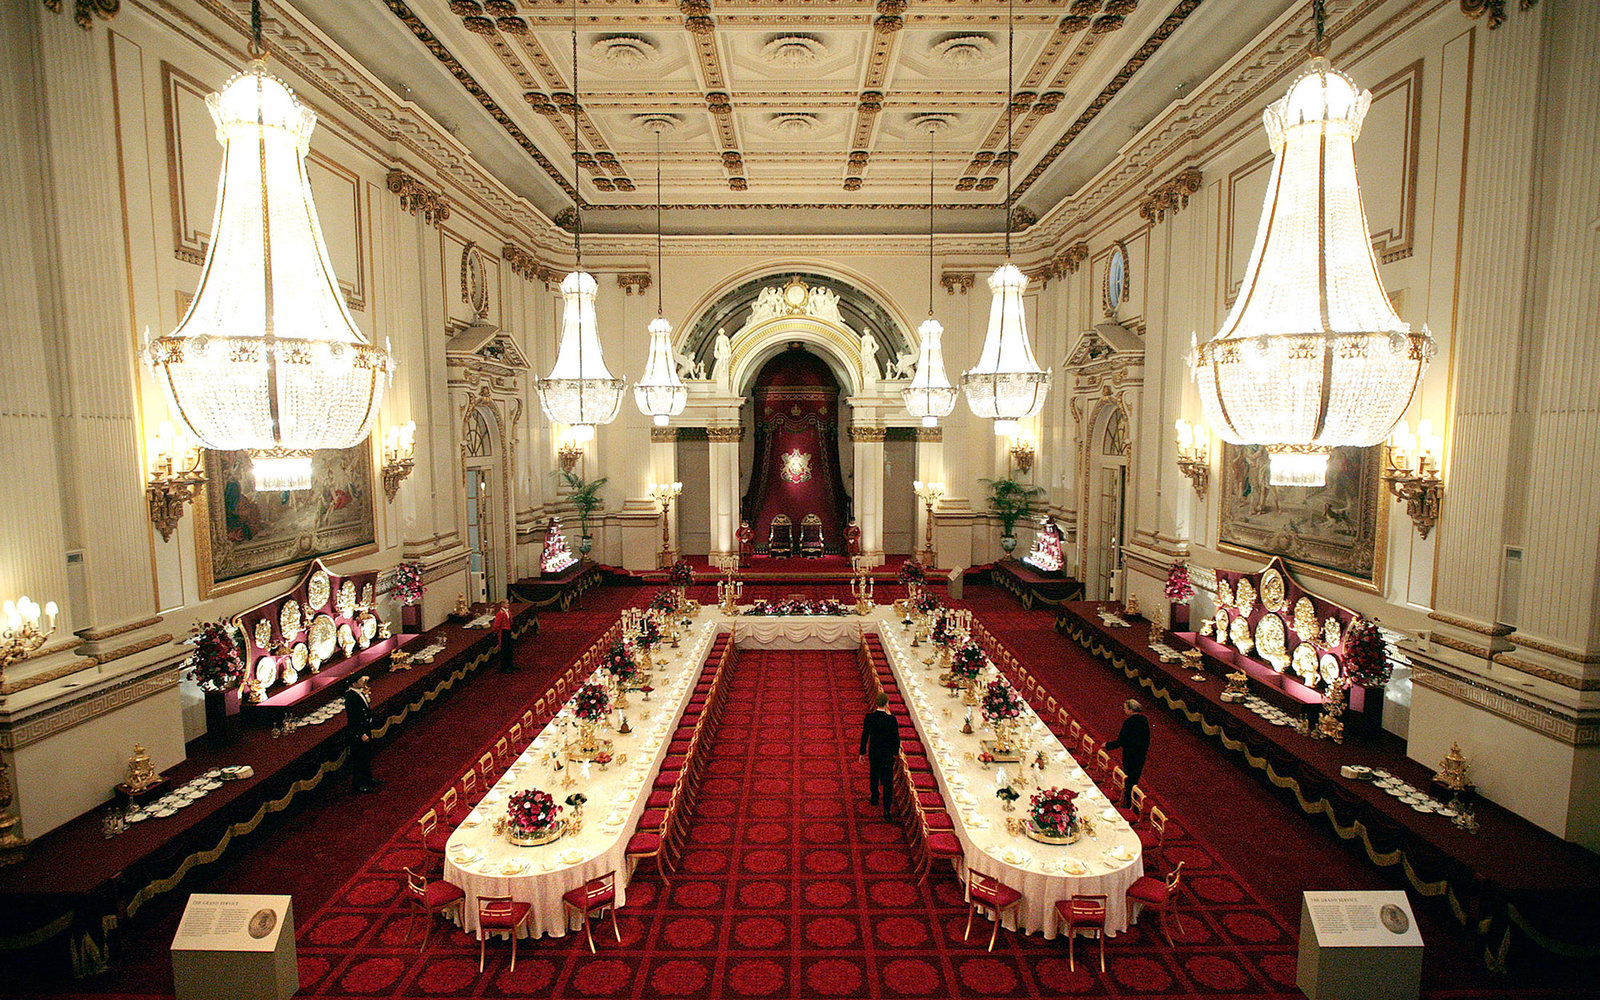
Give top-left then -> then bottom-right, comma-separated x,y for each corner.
780,448 -> 813,484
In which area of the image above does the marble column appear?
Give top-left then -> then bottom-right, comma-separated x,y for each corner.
707,425 -> 741,567
850,424 -> 886,567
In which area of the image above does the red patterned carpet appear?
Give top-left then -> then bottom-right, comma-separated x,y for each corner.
21,580 -> 1593,998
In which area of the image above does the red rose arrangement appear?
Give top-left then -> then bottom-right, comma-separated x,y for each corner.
186,619 -> 246,692
571,682 -> 612,721
745,598 -> 850,616
393,561 -> 425,606
603,641 -> 637,684
981,679 -> 1025,724
1030,787 -> 1080,839
1343,619 -> 1392,688
635,616 -> 662,650
506,788 -> 561,836
897,560 -> 926,585
668,559 -> 694,587
1165,562 -> 1194,602
650,589 -> 678,612
914,594 -> 941,615
950,643 -> 985,681
931,613 -> 955,648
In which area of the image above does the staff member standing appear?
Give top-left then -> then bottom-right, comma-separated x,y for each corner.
494,601 -> 515,672
1106,699 -> 1151,808
858,693 -> 901,823
344,675 -> 381,793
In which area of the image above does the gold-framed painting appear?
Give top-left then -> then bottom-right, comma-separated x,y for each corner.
1217,443 -> 1385,592
196,442 -> 378,599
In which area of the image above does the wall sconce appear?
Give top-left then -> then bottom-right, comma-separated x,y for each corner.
557,435 -> 585,475
1383,419 -> 1444,538
649,481 -> 683,567
381,421 -> 417,502
1008,432 -> 1036,475
1,596 -> 58,692
146,420 -> 206,542
912,480 -> 945,568
1174,419 -> 1210,499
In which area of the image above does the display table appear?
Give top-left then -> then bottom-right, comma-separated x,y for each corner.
725,612 -> 866,649
508,562 -> 602,611
991,560 -> 1085,610
874,614 -> 1144,938
443,622 -> 717,939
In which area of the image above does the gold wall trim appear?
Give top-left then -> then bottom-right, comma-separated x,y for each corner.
78,616 -> 164,643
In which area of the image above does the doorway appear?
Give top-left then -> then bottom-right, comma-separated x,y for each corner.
463,406 -> 499,602
1086,406 -> 1129,601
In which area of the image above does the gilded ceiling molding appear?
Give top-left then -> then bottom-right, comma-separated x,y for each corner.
386,169 -> 451,227
502,243 -> 559,285
1138,165 -> 1203,224
1056,242 -> 1090,277
874,0 -> 906,34
682,0 -> 715,36
42,0 -> 119,30
940,272 -> 975,295
1460,0 -> 1539,30
1010,206 -> 1039,232
616,273 -> 653,296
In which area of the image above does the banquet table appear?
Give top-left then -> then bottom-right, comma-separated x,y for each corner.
443,620 -> 717,938
722,611 -> 867,649
872,613 -> 1146,938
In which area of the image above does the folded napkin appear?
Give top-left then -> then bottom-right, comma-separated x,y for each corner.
1059,858 -> 1089,875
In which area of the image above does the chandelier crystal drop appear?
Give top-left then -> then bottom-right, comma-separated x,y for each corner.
144,60 -> 392,492
536,0 -> 626,439
1190,55 -> 1435,488
960,0 -> 1049,434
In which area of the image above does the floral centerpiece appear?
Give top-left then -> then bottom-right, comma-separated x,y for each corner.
572,682 -> 612,720
635,616 -> 662,650
603,641 -> 638,686
1343,619 -> 1392,688
1027,786 -> 1081,843
505,788 -> 563,846
650,589 -> 678,613
744,598 -> 852,616
981,679 -> 1025,724
950,643 -> 985,683
931,612 -> 959,649
393,561 -> 425,606
1165,563 -> 1193,602
668,558 -> 694,588
186,619 -> 246,693
914,594 -> 940,616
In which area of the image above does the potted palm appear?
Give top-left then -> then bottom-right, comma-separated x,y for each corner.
982,477 -> 1046,557
558,470 -> 608,559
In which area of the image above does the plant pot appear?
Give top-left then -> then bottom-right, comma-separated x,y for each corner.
400,603 -> 421,633
1000,534 -> 1018,555
203,689 -> 239,747
579,534 -> 593,557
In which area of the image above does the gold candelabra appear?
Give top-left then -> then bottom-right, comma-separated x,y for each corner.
1008,432 -> 1035,475
649,481 -> 683,568
716,569 -> 742,614
1174,419 -> 1210,499
381,420 -> 417,502
1383,420 -> 1444,539
0,596 -> 58,862
912,479 -> 944,569
850,574 -> 875,614
557,435 -> 585,474
145,420 -> 206,542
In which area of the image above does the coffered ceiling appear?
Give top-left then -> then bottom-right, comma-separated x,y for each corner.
287,1 -> 1299,234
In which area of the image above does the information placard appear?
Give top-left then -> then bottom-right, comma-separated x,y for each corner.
1298,891 -> 1423,1000
172,894 -> 297,1000
1304,890 -> 1422,948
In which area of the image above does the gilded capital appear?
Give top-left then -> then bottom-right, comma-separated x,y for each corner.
707,426 -> 744,443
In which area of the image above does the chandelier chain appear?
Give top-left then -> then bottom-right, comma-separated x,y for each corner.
656,127 -> 664,317
1004,0 -> 1013,260
570,0 -> 585,414
927,122 -> 935,317
1311,0 -> 1329,54
249,0 -> 263,54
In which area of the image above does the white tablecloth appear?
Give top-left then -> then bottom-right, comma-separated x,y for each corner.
723,612 -> 868,649
873,615 -> 1145,937
443,620 -> 718,938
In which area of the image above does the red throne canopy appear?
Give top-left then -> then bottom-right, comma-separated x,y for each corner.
741,348 -> 851,555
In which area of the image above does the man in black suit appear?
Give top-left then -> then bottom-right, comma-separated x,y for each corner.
1105,698 -> 1151,808
344,675 -> 380,793
858,692 -> 901,822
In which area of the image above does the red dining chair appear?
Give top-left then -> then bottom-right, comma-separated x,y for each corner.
476,895 -> 533,972
404,867 -> 464,950
562,872 -> 621,952
1126,861 -> 1185,947
965,870 -> 1024,951
1053,893 -> 1107,971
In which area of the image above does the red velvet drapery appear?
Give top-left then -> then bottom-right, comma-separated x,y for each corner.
741,349 -> 851,555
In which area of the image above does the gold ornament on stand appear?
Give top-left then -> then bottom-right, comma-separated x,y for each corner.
1222,670 -> 1249,701
1125,593 -> 1141,617
1437,742 -> 1470,791
1316,686 -> 1347,744
453,594 -> 470,618
123,744 -> 161,794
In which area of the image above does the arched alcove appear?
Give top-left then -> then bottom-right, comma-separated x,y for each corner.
740,347 -> 852,556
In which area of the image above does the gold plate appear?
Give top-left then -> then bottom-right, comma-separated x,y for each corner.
1320,653 -> 1342,686
336,580 -> 358,618
338,622 -> 356,658
1235,578 -> 1257,613
360,582 -> 374,608
356,611 -> 377,647
1214,608 -> 1230,640
1256,614 -> 1289,671
308,570 -> 331,611
1292,598 -> 1318,641
291,642 -> 309,672
309,614 -> 337,663
1230,615 -> 1254,656
1292,644 -> 1319,685
253,619 -> 273,650
1260,568 -> 1286,612
254,655 -> 279,688
281,663 -> 299,686
1323,617 -> 1342,647
1216,579 -> 1234,609
279,600 -> 302,638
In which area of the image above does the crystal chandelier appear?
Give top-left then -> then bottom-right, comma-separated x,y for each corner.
144,2 -> 391,492
903,123 -> 957,428
1190,3 -> 1433,488
536,0 -> 625,439
960,0 -> 1049,436
634,128 -> 686,426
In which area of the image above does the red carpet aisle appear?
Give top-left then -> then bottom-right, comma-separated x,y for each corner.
238,649 -> 1305,999
21,588 -> 649,999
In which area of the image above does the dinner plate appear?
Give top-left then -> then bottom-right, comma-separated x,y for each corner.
1100,807 -> 1120,821
452,848 -> 481,864
558,848 -> 585,866
127,810 -> 148,823
1105,847 -> 1136,862
150,807 -> 176,818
